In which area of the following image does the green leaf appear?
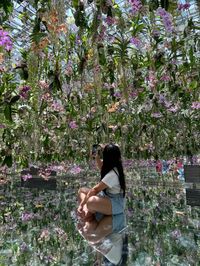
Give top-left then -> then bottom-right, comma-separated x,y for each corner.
189,47 -> 195,65
10,95 -> 20,104
4,105 -> 12,122
189,80 -> 198,90
161,0 -> 169,10
2,155 -> 13,168
0,0 -> 13,20
30,32 -> 47,44
72,0 -> 79,9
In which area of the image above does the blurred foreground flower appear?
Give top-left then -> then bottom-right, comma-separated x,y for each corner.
21,173 -> 32,181
0,124 -> 6,129
70,165 -> 83,174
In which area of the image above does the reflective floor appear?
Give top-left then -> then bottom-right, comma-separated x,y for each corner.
0,171 -> 200,265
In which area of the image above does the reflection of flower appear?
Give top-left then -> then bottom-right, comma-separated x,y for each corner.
21,173 -> 32,181
65,61 -> 73,76
151,112 -> 163,118
38,229 -> 50,242
147,71 -> 157,89
69,121 -> 78,129
21,212 -> 34,222
107,101 -> 120,113
167,104 -> 179,113
171,229 -> 181,239
191,102 -> 200,110
160,75 -> 171,82
51,100 -> 64,112
20,242 -> 28,252
70,165 -> 82,174
39,169 -> 51,180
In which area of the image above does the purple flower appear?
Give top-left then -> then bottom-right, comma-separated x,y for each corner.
21,173 -> 32,181
0,30 -> 12,51
164,100 -> 172,108
75,35 -> 82,45
19,85 -> 31,99
20,242 -> 28,252
147,70 -> 157,89
51,100 -> 64,112
171,229 -> 181,239
114,91 -> 121,98
130,37 -> 142,49
160,75 -> 171,82
157,7 -> 174,33
129,0 -> 142,15
178,3 -> 190,11
0,124 -> 6,129
65,61 -> 73,76
70,165 -> 82,174
69,120 -> 78,129
152,29 -> 160,38
21,212 -> 34,222
151,112 -> 163,118
167,104 -> 179,113
105,16 -> 116,26
191,102 -> 200,110
129,91 -> 138,98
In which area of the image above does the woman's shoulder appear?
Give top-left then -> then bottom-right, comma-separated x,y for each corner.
106,168 -> 119,178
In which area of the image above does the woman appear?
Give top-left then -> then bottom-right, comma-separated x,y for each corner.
77,143 -> 126,219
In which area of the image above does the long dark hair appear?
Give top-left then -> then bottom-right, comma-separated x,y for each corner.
101,144 -> 126,197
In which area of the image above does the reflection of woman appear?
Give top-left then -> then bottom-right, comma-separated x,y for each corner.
77,213 -> 128,266
77,144 -> 126,220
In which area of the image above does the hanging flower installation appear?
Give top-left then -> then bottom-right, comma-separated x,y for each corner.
0,0 -> 199,167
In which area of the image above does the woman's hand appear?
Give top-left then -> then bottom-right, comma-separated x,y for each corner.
77,204 -> 83,214
85,188 -> 97,201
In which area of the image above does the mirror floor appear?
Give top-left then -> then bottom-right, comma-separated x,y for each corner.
0,176 -> 199,266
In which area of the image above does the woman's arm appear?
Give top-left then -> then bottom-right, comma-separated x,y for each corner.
79,181 -> 108,207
